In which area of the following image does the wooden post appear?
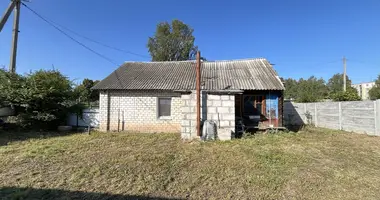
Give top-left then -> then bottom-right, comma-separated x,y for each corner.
196,51 -> 201,137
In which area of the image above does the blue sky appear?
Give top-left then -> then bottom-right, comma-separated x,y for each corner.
1,0 -> 379,84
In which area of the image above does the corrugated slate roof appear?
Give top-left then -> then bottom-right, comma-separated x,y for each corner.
92,58 -> 284,91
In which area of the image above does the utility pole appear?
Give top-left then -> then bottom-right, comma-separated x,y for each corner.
10,0 -> 21,73
0,0 -> 23,73
343,56 -> 347,92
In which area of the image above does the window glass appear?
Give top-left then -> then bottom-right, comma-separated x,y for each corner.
158,98 -> 171,117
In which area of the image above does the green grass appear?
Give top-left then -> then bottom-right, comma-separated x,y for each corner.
1,127 -> 380,199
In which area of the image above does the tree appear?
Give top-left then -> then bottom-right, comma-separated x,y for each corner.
331,90 -> 361,101
369,75 -> 380,100
296,76 -> 329,103
283,78 -> 298,100
283,76 -> 328,102
327,73 -> 353,94
327,73 -> 360,101
0,69 -> 26,109
147,20 -> 198,61
74,79 -> 100,104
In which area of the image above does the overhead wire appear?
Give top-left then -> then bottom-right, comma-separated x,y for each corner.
22,3 -> 118,66
47,19 -> 150,59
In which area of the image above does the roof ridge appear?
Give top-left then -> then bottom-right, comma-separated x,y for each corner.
123,57 -> 267,64
204,58 -> 267,63
123,60 -> 195,64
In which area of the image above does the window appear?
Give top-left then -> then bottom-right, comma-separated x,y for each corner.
243,95 -> 266,116
158,98 -> 172,117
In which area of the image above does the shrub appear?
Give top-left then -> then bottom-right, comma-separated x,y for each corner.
0,69 -> 82,130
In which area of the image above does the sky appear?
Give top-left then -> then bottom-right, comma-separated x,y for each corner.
0,0 -> 379,84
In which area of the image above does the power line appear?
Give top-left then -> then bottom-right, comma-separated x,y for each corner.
23,3 -> 149,59
22,3 -> 118,66
54,24 -> 150,59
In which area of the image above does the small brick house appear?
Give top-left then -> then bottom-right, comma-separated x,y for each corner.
93,58 -> 284,140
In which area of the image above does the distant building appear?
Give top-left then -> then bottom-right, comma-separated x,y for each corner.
352,82 -> 375,100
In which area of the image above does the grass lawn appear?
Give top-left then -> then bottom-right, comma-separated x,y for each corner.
1,128 -> 380,199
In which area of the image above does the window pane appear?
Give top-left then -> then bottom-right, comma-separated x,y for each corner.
159,98 -> 171,117
243,96 -> 264,116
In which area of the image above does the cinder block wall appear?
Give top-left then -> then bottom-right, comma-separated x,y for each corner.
284,100 -> 380,136
181,91 -> 235,140
99,90 -> 182,133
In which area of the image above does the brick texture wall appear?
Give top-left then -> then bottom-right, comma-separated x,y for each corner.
99,90 -> 182,133
181,91 -> 235,140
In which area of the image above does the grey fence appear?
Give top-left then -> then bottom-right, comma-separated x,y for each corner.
67,108 -> 99,128
284,100 -> 380,136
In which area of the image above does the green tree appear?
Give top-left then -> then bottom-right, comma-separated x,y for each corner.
283,78 -> 298,100
74,79 -> 100,104
327,73 -> 360,101
296,76 -> 329,103
0,69 -> 27,112
369,75 -> 380,100
331,90 -> 361,101
147,20 -> 198,61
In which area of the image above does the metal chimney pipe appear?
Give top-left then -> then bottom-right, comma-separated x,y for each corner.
196,51 -> 201,137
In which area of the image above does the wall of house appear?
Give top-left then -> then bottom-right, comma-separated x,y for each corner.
284,100 -> 380,136
181,91 -> 235,140
99,90 -> 182,133
99,90 -> 236,140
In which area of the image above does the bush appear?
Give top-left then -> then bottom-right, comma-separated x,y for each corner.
0,69 -> 82,130
331,89 -> 361,101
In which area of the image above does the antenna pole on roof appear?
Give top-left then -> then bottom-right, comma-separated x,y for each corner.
196,51 -> 201,137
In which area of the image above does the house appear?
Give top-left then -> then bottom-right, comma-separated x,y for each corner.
352,82 -> 375,100
92,58 -> 285,140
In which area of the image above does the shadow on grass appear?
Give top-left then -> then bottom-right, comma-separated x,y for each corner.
0,186 -> 183,200
0,131 -> 81,147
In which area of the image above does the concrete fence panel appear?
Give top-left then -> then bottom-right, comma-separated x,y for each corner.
67,108 -> 100,128
284,100 -> 380,136
341,101 -> 375,135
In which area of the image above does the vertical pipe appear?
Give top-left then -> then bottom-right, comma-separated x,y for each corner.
106,91 -> 110,131
122,110 -> 125,131
117,109 -> 120,132
196,51 -> 201,137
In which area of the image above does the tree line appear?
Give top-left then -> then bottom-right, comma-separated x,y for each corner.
282,73 -> 380,102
